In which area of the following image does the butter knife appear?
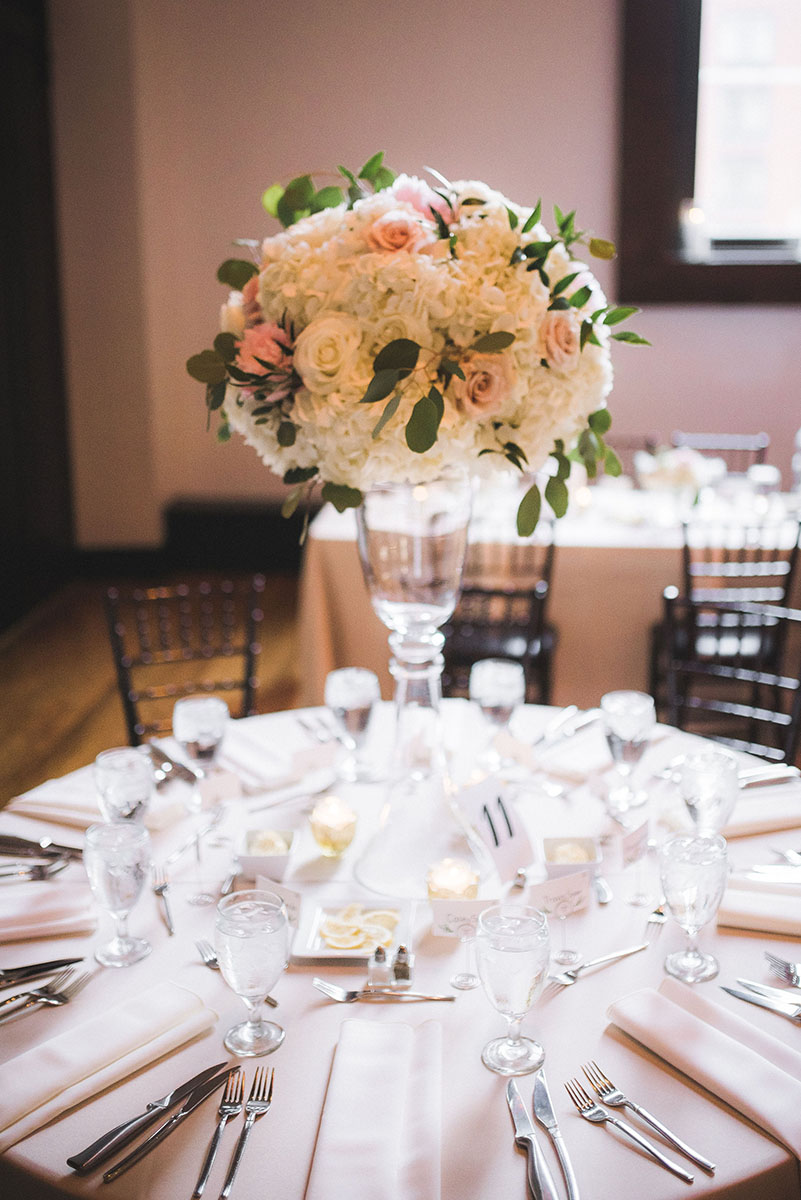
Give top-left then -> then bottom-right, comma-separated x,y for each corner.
533,1069 -> 580,1200
102,1068 -> 232,1182
506,1079 -> 559,1200
0,834 -> 82,860
0,958 -> 83,987
67,1060 -> 228,1172
721,985 -> 801,1022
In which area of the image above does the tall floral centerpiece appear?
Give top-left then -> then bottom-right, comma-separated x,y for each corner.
189,154 -> 647,895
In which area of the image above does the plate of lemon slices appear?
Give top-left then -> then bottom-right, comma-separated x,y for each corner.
292,898 -> 406,961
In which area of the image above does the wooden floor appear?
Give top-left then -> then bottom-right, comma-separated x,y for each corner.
0,574 -> 300,804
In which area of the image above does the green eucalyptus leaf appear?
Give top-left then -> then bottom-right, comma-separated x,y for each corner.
372,391 -> 402,439
310,186 -> 344,213
523,240 -> 553,259
373,338 -> 420,374
504,440 -> 529,465
552,271 -> 580,297
605,448 -> 623,476
321,482 -> 363,512
470,331 -> 516,353
277,421 -> 297,447
358,151 -> 385,181
338,164 -> 358,187
580,319 -> 594,350
283,465 -> 318,484
569,285 -> 593,309
517,483 -> 542,537
551,450 -> 571,480
545,475 -> 569,518
588,408 -> 612,435
261,184 -> 284,217
509,247 -> 526,266
282,174 -> 315,211
611,330 -> 651,345
216,259 -> 259,289
405,394 -> 441,453
361,368 -> 401,404
372,166 -> 396,191
506,207 -> 519,230
250,404 -> 274,417
213,332 -> 238,363
428,385 -> 444,421
430,206 -> 451,239
589,237 -> 616,259
206,379 -> 227,411
226,363 -> 262,384
188,349 -> 226,385
216,419 -> 231,443
439,358 -> 466,380
281,484 -> 304,519
548,297 -> 571,312
521,200 -> 542,233
603,305 -> 639,326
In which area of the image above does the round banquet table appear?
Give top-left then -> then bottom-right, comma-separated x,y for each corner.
1,702 -> 800,1200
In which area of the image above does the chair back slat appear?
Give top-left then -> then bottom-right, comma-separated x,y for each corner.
670,431 -> 770,473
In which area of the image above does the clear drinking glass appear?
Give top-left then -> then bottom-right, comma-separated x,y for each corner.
324,667 -> 381,781
475,903 -> 551,1075
173,697 -> 230,905
84,822 -> 152,967
677,748 -> 739,834
214,889 -> 289,1056
551,895 -> 581,966
94,747 -> 154,823
601,690 -> 656,812
659,833 -> 728,983
469,659 -> 526,772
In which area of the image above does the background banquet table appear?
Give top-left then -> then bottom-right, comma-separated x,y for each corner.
2,704 -> 801,1199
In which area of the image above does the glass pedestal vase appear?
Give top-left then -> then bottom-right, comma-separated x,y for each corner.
353,475 -> 486,899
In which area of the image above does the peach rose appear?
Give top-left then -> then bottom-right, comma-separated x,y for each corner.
540,309 -> 581,371
451,352 -> 515,419
365,209 -> 436,253
392,175 -> 452,223
236,321 -> 292,374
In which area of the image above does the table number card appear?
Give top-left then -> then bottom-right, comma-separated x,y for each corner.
526,869 -> 592,918
429,897 -> 496,939
256,877 -> 302,926
456,777 -> 534,881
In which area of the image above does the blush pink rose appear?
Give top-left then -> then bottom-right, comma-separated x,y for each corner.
236,321 -> 292,374
392,176 -> 452,223
540,309 -> 581,371
451,352 -> 516,419
241,275 -> 263,328
365,209 -> 437,253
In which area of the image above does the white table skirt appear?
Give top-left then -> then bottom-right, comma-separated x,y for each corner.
1,705 -> 800,1200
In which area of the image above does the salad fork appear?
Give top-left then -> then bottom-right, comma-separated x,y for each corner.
153,865 -> 175,936
644,902 -> 667,940
196,940 -> 278,1007
0,967 -> 75,1012
582,1061 -> 715,1171
0,971 -> 91,1025
192,1068 -> 243,1198
564,1078 -> 694,1183
544,943 -> 649,994
219,1067 -> 274,1199
312,977 -> 455,1003
765,950 -> 801,987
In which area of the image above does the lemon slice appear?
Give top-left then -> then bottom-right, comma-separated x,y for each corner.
363,909 -> 399,931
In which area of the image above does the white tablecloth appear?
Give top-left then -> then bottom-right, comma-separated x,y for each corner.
2,705 -> 801,1199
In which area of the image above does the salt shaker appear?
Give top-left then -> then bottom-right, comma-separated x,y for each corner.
391,944 -> 414,988
367,945 -> 391,988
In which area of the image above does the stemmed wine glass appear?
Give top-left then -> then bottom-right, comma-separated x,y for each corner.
214,889 -> 289,1056
600,690 -> 656,814
173,696 -> 229,905
676,747 -> 739,834
469,659 -> 526,774
474,903 -> 551,1075
659,833 -> 728,983
94,747 -> 154,823
324,667 -> 380,781
84,822 -> 152,967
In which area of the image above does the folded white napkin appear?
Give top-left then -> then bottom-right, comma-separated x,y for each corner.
305,1019 -> 441,1200
721,784 -> 801,839
0,880 -> 96,942
718,879 -> 801,935
8,765 -> 185,832
215,725 -> 337,793
607,977 -> 801,1156
0,978 -> 218,1153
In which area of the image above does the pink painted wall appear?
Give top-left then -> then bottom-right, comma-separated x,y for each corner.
48,0 -> 801,548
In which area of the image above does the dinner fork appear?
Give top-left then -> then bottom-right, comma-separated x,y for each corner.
644,901 -> 667,940
153,865 -> 175,936
312,977 -> 455,1004
582,1061 -> 715,1171
196,940 -> 278,1008
0,970 -> 91,1025
564,1078 -> 694,1183
0,967 -> 75,1012
0,856 -> 71,882
218,1067 -> 274,1199
765,950 -> 801,987
544,943 -> 649,995
192,1068 -> 243,1198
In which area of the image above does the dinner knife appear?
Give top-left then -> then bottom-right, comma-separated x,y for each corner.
148,743 -> 202,785
102,1068 -> 233,1183
736,978 -> 801,1004
67,1061 -> 228,1173
0,834 -> 82,860
532,1069 -> 580,1200
721,985 -> 801,1022
506,1079 -> 559,1200
0,958 -> 83,987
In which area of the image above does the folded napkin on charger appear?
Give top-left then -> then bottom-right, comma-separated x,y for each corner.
0,880 -> 96,943
306,1019 -> 441,1200
721,784 -> 801,839
494,726 -> 610,785
718,877 -> 801,935
213,724 -> 337,793
0,978 -> 217,1153
607,977 -> 801,1156
7,765 -> 185,832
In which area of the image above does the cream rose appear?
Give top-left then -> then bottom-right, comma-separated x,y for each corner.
451,352 -> 516,419
540,309 -> 581,371
366,209 -> 436,253
293,312 -> 362,395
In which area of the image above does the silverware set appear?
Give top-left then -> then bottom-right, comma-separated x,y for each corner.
0,956 -> 83,988
0,967 -> 92,1025
765,950 -> 801,986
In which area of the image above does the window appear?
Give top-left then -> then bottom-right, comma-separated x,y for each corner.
617,0 -> 801,303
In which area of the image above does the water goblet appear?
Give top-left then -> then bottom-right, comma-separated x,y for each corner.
676,747 -> 739,834
601,689 -> 656,813
214,889 -> 289,1056
173,696 -> 230,905
474,903 -> 550,1075
469,659 -> 526,773
324,667 -> 380,781
94,747 -> 154,823
84,822 -> 152,967
659,833 -> 728,983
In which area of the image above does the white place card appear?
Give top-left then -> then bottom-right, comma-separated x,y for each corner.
456,777 -> 534,881
256,876 -> 302,926
621,820 -> 650,867
429,897 -> 496,938
526,869 -> 591,918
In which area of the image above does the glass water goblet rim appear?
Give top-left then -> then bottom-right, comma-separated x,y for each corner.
470,658 -> 526,689
477,902 -> 549,939
324,666 -> 381,698
85,820 -> 151,850
216,887 -> 287,926
173,695 -> 230,719
600,689 -> 656,714
94,746 -> 151,770
660,830 -> 728,864
676,745 -> 739,777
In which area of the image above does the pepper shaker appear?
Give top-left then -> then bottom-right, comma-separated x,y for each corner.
391,944 -> 414,988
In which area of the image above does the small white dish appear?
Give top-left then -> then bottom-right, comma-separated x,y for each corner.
291,896 -> 407,963
238,829 -> 294,881
542,837 -> 601,877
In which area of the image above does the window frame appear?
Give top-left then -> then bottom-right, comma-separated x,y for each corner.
617,0 -> 801,304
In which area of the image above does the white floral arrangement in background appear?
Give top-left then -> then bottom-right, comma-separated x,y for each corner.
188,154 -> 647,534
634,445 -> 727,494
